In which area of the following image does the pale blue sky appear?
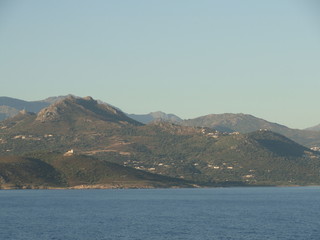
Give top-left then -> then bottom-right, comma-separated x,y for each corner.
0,0 -> 319,129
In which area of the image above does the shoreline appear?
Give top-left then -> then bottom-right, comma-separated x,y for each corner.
1,183 -> 319,190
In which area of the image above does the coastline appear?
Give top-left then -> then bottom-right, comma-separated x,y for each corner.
2,183 -> 319,190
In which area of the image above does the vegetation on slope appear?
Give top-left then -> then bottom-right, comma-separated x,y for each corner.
182,113 -> 320,147
0,156 -> 64,189
1,97 -> 320,188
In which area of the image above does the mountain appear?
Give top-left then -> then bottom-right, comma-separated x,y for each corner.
0,105 -> 20,120
41,95 -> 75,104
128,111 -> 182,124
182,113 -> 291,133
3,95 -> 320,148
0,96 -> 49,112
1,97 -> 320,188
0,97 -> 195,189
127,111 -> 320,148
305,124 -> 320,132
0,97 -> 48,121
0,96 -> 142,136
0,95 -> 72,121
119,124 -> 320,186
182,113 -> 320,148
36,96 -> 141,125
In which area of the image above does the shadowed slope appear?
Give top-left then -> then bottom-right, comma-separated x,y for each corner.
0,156 -> 64,189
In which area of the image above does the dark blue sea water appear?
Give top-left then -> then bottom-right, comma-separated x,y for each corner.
0,187 -> 320,240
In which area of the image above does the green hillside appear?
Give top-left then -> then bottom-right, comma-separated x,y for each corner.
182,113 -> 320,147
0,156 -> 64,189
1,97 -> 320,188
115,124 -> 320,186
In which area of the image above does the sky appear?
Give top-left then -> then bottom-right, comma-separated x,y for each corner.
0,0 -> 319,129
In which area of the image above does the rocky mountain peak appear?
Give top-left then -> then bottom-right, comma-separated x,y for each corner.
35,96 -> 141,125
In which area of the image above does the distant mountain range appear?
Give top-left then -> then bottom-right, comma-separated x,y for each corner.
0,96 -> 182,124
0,95 -> 72,121
182,113 -> 287,133
128,111 -> 182,124
180,113 -> 320,148
1,95 -> 320,189
1,95 -> 320,147
305,124 -> 320,132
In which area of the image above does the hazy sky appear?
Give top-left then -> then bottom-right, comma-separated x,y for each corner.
1,0 -> 319,129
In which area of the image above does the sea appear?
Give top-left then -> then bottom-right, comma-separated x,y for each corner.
0,187 -> 319,240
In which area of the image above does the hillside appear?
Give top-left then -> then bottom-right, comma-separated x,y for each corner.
113,124 -> 320,186
0,154 -> 192,189
182,113 -> 287,133
128,111 -> 182,124
182,113 -> 320,148
0,156 -> 64,189
1,96 -> 320,188
2,96 -> 320,148
0,95 -> 77,121
0,96 -> 183,124
0,96 -> 142,136
0,97 -> 49,113
305,124 -> 320,132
